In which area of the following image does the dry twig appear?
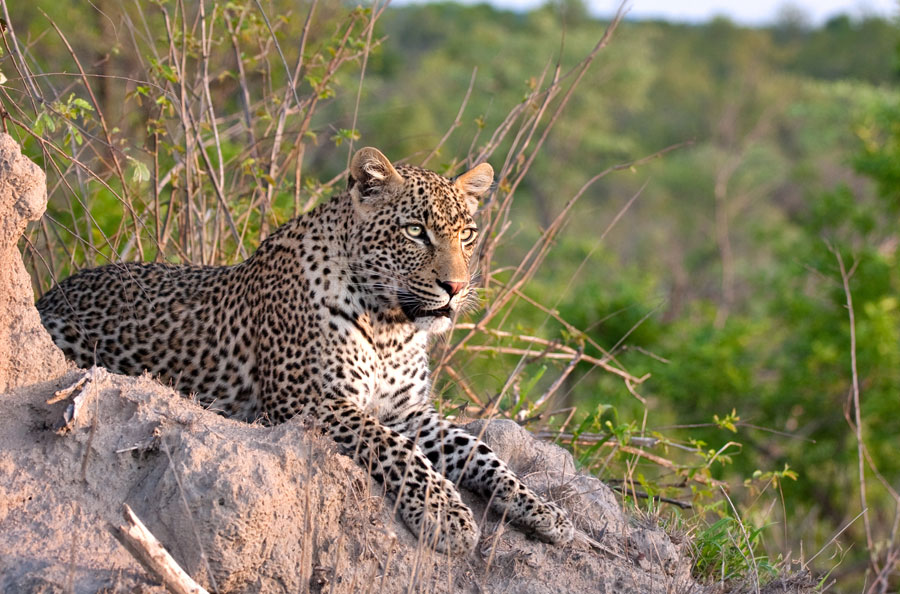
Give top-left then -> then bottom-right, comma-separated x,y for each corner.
47,366 -> 107,434
832,248 -> 873,565
114,504 -> 210,594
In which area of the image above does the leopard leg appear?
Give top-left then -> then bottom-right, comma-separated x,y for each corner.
313,396 -> 479,554
385,405 -> 575,545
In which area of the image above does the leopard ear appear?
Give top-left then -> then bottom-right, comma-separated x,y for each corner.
349,147 -> 403,199
454,162 -> 494,214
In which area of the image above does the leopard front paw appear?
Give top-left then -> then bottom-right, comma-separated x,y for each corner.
401,486 -> 479,555
526,500 -> 575,545
431,497 -> 479,555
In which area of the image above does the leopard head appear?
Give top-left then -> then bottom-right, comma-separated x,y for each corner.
347,147 -> 493,333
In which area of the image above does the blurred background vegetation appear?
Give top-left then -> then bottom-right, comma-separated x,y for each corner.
2,0 -> 899,590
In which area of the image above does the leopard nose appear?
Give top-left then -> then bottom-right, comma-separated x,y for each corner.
437,280 -> 466,297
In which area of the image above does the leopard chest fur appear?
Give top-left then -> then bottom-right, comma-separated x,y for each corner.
309,278 -> 433,420
253,223 -> 434,423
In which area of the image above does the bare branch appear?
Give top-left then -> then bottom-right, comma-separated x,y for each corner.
114,504 -> 210,594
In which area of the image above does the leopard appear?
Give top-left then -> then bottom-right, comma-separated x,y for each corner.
36,147 -> 575,554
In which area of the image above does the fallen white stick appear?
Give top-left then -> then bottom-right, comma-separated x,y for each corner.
47,366 -> 107,434
114,504 -> 210,594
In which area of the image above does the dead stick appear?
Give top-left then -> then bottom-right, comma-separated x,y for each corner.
114,504 -> 210,594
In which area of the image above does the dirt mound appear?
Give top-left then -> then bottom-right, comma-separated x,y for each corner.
0,133 -> 701,593
0,373 -> 700,593
0,375 -> 700,593
0,133 -> 68,392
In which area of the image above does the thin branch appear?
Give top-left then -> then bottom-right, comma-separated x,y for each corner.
533,431 -> 660,449
437,141 -> 686,380
442,365 -> 484,407
529,346 -> 582,412
832,246 -> 876,575
346,0 -> 384,162
608,486 -> 693,510
459,344 -> 647,384
421,67 -> 478,168
114,504 -> 210,594
615,444 -> 727,488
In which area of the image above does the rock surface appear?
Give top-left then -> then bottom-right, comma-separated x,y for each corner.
0,134 -> 702,593
0,133 -> 68,392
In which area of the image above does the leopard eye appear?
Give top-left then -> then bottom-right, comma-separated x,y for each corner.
459,227 -> 478,244
403,224 -> 425,240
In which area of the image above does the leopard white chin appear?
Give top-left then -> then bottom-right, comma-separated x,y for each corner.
419,314 -> 454,334
399,299 -> 454,322
401,303 -> 456,333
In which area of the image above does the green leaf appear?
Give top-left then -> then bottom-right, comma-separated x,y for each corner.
330,128 -> 360,147
128,157 -> 150,184
70,97 -> 94,113
713,409 -> 740,433
518,365 -> 546,401
33,112 -> 56,136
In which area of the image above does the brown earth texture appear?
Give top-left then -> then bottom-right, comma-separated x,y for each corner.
0,132 -> 794,593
